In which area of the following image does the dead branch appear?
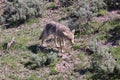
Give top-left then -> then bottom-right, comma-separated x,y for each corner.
7,37 -> 15,49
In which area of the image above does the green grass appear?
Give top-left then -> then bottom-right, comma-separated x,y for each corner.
85,72 -> 93,80
97,9 -> 108,16
109,20 -> 120,29
77,52 -> 86,60
74,52 -> 88,69
47,2 -> 56,9
0,6 -> 120,80
0,21 -> 44,79
50,67 -> 58,75
51,76 -> 64,80
95,33 -> 106,40
110,46 -> 120,64
9,74 -> 20,80
89,21 -> 107,33
26,18 -> 39,25
21,52 -> 30,59
28,74 -> 41,80
72,43 -> 80,50
0,54 -> 20,70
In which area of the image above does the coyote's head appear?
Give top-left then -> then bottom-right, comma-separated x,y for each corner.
63,29 -> 75,45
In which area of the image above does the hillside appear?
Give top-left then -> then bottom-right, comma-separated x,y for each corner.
0,0 -> 120,80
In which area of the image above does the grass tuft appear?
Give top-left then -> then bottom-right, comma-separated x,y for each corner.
72,43 -> 80,50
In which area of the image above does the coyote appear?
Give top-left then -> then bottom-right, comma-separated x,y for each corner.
39,21 -> 75,52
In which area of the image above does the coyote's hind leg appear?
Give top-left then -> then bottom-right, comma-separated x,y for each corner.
59,39 -> 65,53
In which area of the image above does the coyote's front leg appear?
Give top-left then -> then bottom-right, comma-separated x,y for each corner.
54,36 -> 59,47
59,39 -> 65,53
40,38 -> 45,46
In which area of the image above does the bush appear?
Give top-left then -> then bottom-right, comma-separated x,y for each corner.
0,0 -> 45,28
88,39 -> 117,72
67,0 -> 106,34
25,51 -> 58,70
88,40 -> 120,80
87,39 -> 120,79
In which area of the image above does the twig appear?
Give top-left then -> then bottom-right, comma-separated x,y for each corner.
7,37 -> 15,49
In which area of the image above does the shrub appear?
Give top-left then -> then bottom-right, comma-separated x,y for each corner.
87,39 -> 120,79
88,39 -> 117,72
25,51 -> 58,70
67,0 -> 106,34
1,0 -> 45,28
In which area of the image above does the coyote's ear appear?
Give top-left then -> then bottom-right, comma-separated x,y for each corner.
72,29 -> 75,34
